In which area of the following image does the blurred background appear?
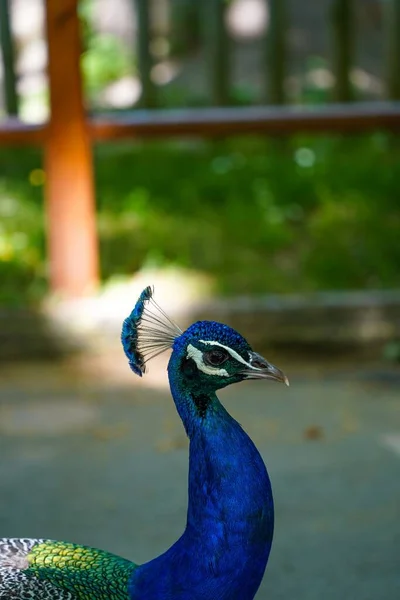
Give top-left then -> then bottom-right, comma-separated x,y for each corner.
0,1 -> 399,598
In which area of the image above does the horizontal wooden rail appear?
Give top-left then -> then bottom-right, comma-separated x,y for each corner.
2,103 -> 400,146
0,118 -> 47,145
90,103 -> 400,139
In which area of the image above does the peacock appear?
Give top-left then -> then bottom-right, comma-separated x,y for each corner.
0,286 -> 288,599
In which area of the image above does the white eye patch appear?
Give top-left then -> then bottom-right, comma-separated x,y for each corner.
199,340 -> 260,371
186,344 -> 229,377
186,340 -> 263,377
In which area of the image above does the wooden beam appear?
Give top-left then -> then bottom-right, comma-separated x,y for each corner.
331,0 -> 354,102
2,103 -> 400,148
134,0 -> 157,107
203,0 -> 230,106
0,0 -> 19,115
0,119 -> 46,145
45,0 -> 99,298
266,0 -> 286,104
90,103 -> 400,140
385,0 -> 400,99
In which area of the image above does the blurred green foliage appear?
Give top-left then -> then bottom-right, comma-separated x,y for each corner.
79,0 -> 134,102
0,133 -> 399,306
81,33 -> 133,99
0,151 -> 46,305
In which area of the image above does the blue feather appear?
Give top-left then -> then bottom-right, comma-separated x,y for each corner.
121,286 -> 153,376
1,287 -> 287,600
122,288 -> 287,599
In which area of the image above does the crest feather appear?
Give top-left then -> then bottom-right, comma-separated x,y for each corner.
121,286 -> 182,376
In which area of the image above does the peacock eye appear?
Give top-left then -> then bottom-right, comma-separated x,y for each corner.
203,349 -> 229,367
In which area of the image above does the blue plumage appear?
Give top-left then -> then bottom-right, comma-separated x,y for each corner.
1,287 -> 288,600
123,287 -> 288,599
131,379 -> 274,599
121,285 -> 153,376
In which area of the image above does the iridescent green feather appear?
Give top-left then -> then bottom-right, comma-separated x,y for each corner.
27,541 -> 136,600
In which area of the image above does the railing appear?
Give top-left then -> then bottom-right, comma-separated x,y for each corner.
2,0 -> 400,115
0,0 -> 400,298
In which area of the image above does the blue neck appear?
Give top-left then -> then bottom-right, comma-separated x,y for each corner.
129,356 -> 274,600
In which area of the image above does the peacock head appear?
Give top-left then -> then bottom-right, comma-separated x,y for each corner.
121,286 -> 288,394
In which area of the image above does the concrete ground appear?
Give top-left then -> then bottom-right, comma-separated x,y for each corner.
0,359 -> 399,599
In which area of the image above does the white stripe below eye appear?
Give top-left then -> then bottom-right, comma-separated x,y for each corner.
187,344 -> 229,377
199,340 -> 260,371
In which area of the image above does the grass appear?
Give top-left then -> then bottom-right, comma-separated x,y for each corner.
0,133 -> 399,306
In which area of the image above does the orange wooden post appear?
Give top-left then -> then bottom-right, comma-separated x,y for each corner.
44,0 -> 99,297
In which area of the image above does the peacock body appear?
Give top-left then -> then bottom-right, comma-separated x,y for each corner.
0,287 -> 288,599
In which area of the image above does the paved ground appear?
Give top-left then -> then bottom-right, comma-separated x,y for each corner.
0,360 -> 399,599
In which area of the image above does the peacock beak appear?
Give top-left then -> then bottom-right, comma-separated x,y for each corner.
244,352 -> 289,386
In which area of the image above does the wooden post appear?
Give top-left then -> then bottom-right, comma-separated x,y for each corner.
171,0 -> 201,55
203,0 -> 230,106
0,0 -> 18,115
331,0 -> 354,102
44,0 -> 99,297
385,0 -> 400,99
266,0 -> 286,104
134,0 -> 157,107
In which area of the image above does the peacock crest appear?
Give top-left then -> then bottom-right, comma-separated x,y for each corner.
121,286 -> 182,376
